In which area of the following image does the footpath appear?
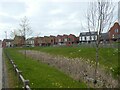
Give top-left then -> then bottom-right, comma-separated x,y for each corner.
0,47 -> 2,89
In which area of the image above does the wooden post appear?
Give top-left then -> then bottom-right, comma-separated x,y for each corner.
24,80 -> 30,90
17,71 -> 22,85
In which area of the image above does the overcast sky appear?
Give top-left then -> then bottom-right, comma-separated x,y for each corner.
0,0 -> 119,40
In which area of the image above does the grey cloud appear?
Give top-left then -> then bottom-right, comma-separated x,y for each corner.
0,1 -> 89,40
0,15 -> 18,24
30,2 -> 88,36
0,2 -> 27,16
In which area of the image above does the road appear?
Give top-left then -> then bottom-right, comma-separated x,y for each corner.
0,46 -> 2,89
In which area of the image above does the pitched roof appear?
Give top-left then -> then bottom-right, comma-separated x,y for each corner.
50,35 -> 56,37
101,33 -> 109,40
26,37 -> 35,40
14,35 -> 25,39
108,22 -> 120,32
80,31 -> 97,36
3,39 -> 13,42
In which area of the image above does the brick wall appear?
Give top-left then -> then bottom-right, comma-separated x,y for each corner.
108,22 -> 120,42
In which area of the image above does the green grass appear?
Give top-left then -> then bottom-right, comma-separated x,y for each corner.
26,46 -> 118,68
4,48 -> 87,88
3,51 -> 22,88
25,46 -> 119,79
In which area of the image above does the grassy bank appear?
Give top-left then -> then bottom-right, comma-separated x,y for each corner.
26,46 -> 118,68
4,48 -> 87,88
3,50 -> 22,88
26,46 -> 119,79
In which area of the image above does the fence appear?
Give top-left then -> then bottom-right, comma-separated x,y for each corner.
4,50 -> 31,90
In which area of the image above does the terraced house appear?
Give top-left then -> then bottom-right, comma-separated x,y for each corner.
26,37 -> 35,47
66,34 -> 79,46
49,35 -> 56,46
108,22 -> 120,42
34,37 -> 44,46
62,34 -> 68,45
34,36 -> 54,46
79,22 -> 120,44
34,34 -> 79,46
79,31 -> 97,43
2,39 -> 14,48
4,22 -> 119,48
56,35 -> 63,45
56,34 -> 79,46
100,33 -> 109,44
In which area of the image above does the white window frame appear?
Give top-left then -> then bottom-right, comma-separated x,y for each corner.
82,36 -> 85,41
112,34 -> 114,38
86,36 -> 90,41
59,39 -> 61,42
64,38 -> 67,42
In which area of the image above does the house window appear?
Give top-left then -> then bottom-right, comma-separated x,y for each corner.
31,41 -> 33,44
91,36 -> 94,40
68,38 -> 71,41
64,38 -> 67,42
115,29 -> 118,33
86,36 -> 89,41
82,36 -> 85,41
84,36 -> 86,40
59,39 -> 61,42
51,40 -> 53,42
94,36 -> 97,40
112,34 -> 114,38
95,36 -> 97,40
79,37 -> 81,41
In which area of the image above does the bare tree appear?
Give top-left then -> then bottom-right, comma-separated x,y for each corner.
10,29 -> 18,39
86,0 -> 115,87
19,16 -> 32,38
18,16 -> 32,59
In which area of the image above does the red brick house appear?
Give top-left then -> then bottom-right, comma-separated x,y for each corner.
62,34 -> 68,45
56,34 -> 79,46
67,34 -> 79,46
43,36 -> 51,46
34,34 -> 79,47
34,37 -> 47,46
54,36 -> 58,45
108,22 -> 120,42
34,36 -> 52,46
56,35 -> 63,45
49,35 -> 56,46
34,37 -> 40,46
